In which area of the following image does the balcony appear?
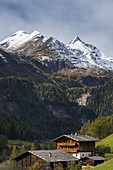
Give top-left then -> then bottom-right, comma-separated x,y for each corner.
58,142 -> 75,146
59,148 -> 78,153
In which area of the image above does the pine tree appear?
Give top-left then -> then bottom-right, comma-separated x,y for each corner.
19,145 -> 26,154
31,143 -> 37,150
10,146 -> 18,159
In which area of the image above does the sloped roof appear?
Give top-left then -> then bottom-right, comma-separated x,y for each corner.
14,150 -> 78,162
87,156 -> 105,161
51,134 -> 98,142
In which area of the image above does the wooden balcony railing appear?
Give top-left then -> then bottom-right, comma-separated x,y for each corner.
58,142 -> 75,146
59,148 -> 78,153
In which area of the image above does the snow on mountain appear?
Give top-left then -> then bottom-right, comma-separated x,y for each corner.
46,36 -> 113,71
68,36 -> 113,70
0,30 -> 43,50
0,51 -> 8,63
40,35 -> 113,71
0,30 -> 113,71
46,37 -> 75,60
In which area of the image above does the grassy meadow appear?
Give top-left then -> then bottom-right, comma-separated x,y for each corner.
89,159 -> 113,170
96,134 -> 113,152
8,139 -> 32,146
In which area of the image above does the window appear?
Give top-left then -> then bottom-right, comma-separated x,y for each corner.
75,143 -> 78,148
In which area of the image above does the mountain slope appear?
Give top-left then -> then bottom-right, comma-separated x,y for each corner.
0,47 -> 97,140
0,77 -> 82,140
0,30 -> 113,140
97,134 -> 113,152
87,78 -> 113,116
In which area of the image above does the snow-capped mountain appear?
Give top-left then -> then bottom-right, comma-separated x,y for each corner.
68,36 -> 113,70
0,30 -> 45,50
0,30 -> 113,71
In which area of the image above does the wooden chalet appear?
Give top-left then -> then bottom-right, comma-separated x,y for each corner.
13,150 -> 78,170
51,134 -> 98,157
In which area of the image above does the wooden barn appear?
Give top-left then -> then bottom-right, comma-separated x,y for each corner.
13,150 -> 78,170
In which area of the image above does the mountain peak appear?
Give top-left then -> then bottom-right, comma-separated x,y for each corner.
70,36 -> 83,44
0,30 -> 43,50
10,30 -> 41,38
29,30 -> 41,37
11,30 -> 28,36
48,36 -> 57,42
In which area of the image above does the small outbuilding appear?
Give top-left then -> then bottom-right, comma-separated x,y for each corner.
81,155 -> 105,166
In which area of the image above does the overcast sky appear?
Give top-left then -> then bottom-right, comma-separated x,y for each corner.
0,0 -> 113,57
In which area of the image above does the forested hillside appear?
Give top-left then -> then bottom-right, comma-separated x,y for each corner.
0,73 -> 113,140
0,76 -> 94,140
87,78 -> 113,116
0,77 -> 82,140
80,115 -> 113,139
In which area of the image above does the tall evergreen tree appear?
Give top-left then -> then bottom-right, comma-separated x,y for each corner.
10,146 -> 18,159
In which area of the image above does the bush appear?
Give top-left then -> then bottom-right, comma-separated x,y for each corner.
96,145 -> 111,157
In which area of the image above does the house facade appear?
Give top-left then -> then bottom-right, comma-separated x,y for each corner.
51,134 -> 98,159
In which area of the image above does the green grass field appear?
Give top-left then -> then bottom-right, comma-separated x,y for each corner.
96,134 -> 113,152
89,159 -> 113,170
90,134 -> 113,170
8,139 -> 32,146
105,153 -> 113,159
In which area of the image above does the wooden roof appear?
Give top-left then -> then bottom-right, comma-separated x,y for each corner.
81,155 -> 105,161
14,150 -> 78,162
51,134 -> 98,142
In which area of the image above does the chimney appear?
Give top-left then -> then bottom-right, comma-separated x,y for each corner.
49,152 -> 52,157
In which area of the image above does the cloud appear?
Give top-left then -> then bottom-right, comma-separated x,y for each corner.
0,0 -> 113,57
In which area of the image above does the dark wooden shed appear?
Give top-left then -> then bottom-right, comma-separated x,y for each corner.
81,155 -> 105,166
13,150 -> 78,169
